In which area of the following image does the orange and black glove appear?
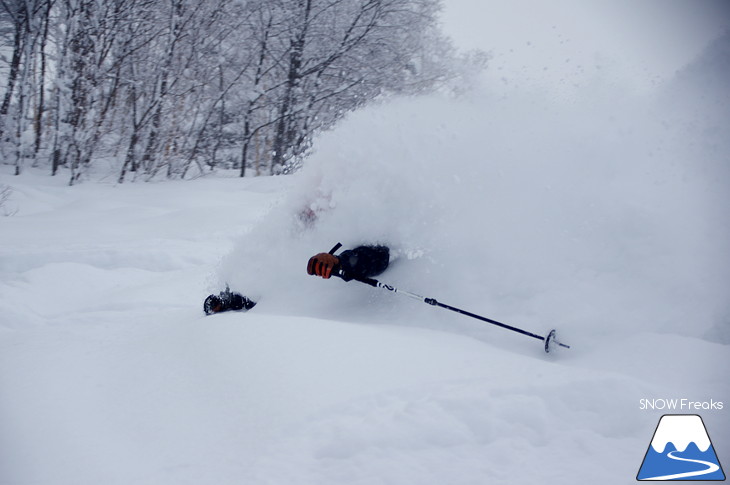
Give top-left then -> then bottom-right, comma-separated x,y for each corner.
307,252 -> 340,279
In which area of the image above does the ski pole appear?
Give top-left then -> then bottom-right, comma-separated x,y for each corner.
333,269 -> 570,353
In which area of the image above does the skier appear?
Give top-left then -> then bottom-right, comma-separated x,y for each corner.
204,244 -> 390,315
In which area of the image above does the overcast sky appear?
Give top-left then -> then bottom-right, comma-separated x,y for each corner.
440,0 -> 730,91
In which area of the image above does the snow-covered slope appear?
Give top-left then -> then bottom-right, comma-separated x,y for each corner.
2,36 -> 729,485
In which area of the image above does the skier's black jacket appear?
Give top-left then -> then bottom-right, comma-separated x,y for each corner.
337,245 -> 390,280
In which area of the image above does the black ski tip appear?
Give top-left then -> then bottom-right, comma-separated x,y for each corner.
204,294 -> 221,315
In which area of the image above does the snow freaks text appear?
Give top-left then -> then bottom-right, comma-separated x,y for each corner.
639,399 -> 724,411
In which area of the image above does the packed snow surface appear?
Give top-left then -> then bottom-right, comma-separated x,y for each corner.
2,34 -> 729,485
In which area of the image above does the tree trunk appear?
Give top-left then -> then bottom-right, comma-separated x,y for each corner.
0,7 -> 27,129
271,0 -> 311,174
34,1 -> 52,157
119,129 -> 140,184
240,116 -> 249,177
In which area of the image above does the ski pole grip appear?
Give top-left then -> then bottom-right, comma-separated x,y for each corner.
328,242 -> 342,255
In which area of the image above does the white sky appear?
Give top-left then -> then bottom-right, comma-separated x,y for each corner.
440,0 -> 730,91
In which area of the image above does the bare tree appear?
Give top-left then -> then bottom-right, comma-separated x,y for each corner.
267,0 -> 454,174
0,0 -> 473,182
0,0 -> 54,174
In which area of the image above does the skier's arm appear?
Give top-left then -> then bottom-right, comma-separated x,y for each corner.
307,245 -> 390,280
337,245 -> 390,280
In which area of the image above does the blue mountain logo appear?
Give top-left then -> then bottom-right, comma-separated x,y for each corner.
637,414 -> 725,481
